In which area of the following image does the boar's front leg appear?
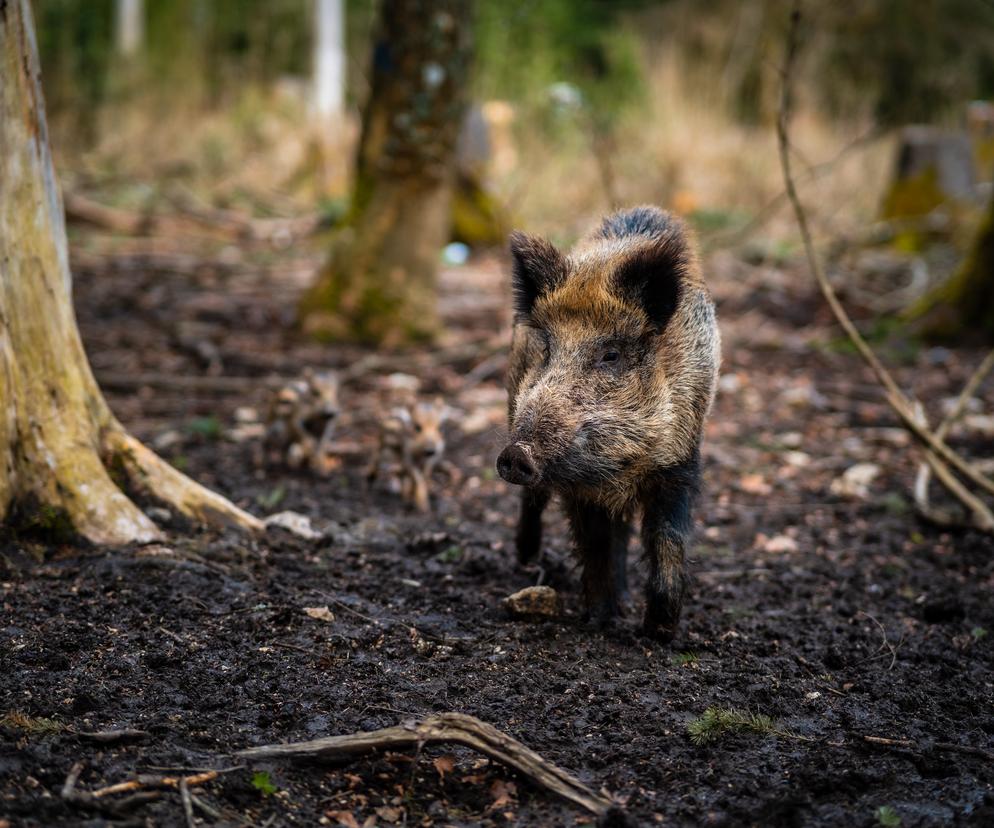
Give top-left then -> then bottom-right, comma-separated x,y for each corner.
515,487 -> 549,564
566,499 -> 626,625
641,480 -> 694,643
612,519 -> 631,610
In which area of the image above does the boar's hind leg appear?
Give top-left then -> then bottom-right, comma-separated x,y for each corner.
641,471 -> 697,643
567,500 -> 624,625
515,488 -> 549,563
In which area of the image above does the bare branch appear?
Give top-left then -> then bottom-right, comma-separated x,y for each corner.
776,1 -> 994,529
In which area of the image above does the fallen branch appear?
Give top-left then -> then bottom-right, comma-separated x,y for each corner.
777,3 -> 994,531
92,770 -> 220,799
60,761 -> 163,815
236,712 -> 615,819
64,191 -> 324,247
863,735 -> 994,762
77,729 -> 149,744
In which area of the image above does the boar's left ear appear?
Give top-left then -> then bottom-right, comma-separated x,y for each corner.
509,231 -> 567,319
613,238 -> 687,332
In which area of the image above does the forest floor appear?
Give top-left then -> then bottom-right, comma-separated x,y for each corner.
2,216 -> 994,828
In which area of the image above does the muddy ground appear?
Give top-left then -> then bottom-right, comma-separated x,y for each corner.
2,226 -> 993,827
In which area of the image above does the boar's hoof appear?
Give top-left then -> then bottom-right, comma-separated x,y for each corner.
642,592 -> 684,643
496,443 -> 538,486
515,531 -> 541,563
584,596 -> 624,629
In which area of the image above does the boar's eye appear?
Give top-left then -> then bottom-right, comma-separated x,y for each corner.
597,346 -> 624,369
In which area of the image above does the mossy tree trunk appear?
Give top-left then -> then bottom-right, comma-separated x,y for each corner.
0,0 -> 262,545
912,192 -> 994,341
300,0 -> 473,346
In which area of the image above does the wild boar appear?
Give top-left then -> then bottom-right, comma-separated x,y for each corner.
496,206 -> 720,642
265,369 -> 340,472
366,397 -> 449,512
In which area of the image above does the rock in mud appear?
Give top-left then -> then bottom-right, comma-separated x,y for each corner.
503,585 -> 561,619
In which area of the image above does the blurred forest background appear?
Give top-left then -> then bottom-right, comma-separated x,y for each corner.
38,0 -> 994,268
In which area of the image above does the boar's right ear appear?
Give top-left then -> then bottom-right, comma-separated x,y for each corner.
509,231 -> 567,319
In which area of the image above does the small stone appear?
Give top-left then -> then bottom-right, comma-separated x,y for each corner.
763,534 -> 799,554
503,586 -> 561,620
830,463 -> 881,499
264,510 -> 323,540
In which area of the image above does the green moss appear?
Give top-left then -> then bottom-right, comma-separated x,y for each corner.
451,175 -> 506,247
881,168 -> 945,221
908,196 -> 994,342
300,258 -> 438,345
687,706 -> 794,745
6,498 -> 78,545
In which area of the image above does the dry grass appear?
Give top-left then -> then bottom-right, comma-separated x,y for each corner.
505,50 -> 892,246
50,40 -> 892,249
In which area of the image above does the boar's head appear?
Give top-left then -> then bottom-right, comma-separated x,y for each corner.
497,215 -> 717,505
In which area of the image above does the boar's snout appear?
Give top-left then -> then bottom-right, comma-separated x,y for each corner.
497,442 -> 539,486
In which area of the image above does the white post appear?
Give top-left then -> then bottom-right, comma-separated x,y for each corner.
116,0 -> 144,56
313,0 -> 345,120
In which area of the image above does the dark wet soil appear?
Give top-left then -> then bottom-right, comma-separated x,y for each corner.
2,233 -> 993,827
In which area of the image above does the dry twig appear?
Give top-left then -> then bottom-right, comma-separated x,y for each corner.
179,777 -> 196,828
863,735 -> 994,762
776,2 -> 994,532
236,712 -> 616,819
914,350 -> 994,530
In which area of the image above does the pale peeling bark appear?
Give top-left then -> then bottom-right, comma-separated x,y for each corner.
0,0 -> 262,545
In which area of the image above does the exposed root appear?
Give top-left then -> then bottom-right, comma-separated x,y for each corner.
50,450 -> 163,546
105,429 -> 264,535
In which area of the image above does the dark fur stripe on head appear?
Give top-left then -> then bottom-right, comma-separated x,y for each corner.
597,205 -> 682,242
509,231 -> 568,319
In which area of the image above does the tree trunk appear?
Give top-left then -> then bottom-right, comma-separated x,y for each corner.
313,0 -> 345,120
300,0 -> 473,345
911,192 -> 994,341
0,0 -> 262,545
115,0 -> 144,56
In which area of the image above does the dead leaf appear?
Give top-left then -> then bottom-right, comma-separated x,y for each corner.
326,810 -> 360,828
303,606 -> 335,623
375,805 -> 403,823
433,754 -> 456,781
763,534 -> 798,554
489,779 -> 517,811
739,473 -> 772,495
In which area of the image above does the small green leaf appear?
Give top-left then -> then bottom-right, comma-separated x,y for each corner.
185,416 -> 222,440
876,805 -> 901,827
971,626 -> 988,641
671,651 -> 699,667
251,771 -> 277,796
257,485 -> 286,510
436,545 -> 462,563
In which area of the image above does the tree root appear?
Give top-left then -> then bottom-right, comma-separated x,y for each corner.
105,429 -> 264,535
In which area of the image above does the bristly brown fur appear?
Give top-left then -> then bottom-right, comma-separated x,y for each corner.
499,205 -> 720,642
